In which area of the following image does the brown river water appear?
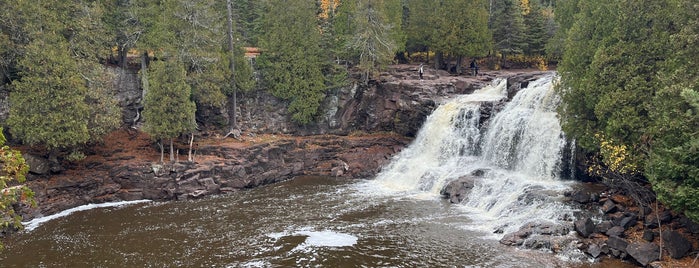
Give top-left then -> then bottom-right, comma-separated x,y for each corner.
1,176 -> 632,267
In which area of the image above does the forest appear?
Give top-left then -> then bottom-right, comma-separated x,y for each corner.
0,0 -> 697,233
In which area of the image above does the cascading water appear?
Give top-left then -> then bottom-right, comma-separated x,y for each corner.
373,73 -> 576,236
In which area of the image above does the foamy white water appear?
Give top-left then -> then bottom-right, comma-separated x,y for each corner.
373,78 -> 508,194
372,73 -> 575,236
22,200 -> 151,231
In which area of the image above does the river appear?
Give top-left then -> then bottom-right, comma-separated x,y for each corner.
1,74 -> 635,267
1,176 -> 631,267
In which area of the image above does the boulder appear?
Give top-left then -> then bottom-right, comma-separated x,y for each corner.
642,229 -> 655,242
626,242 -> 660,267
619,215 -> 638,229
606,236 -> 629,252
601,199 -> 617,214
23,154 -> 51,175
679,216 -> 699,234
440,176 -> 476,203
606,226 -> 625,237
570,190 -> 591,204
574,218 -> 595,238
661,230 -> 692,259
585,243 -> 603,258
596,221 -> 614,234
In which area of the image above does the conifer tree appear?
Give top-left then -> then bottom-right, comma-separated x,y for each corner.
257,0 -> 327,124
142,60 -> 197,163
523,0 -> 547,55
490,0 -> 527,65
348,0 -> 397,84
431,0 -> 492,72
404,0 -> 434,57
7,34 -> 91,151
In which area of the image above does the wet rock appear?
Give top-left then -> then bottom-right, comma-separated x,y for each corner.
606,236 -> 628,252
606,226 -> 625,237
574,218 -> 595,238
596,221 -> 614,234
601,199 -> 617,214
661,230 -> 692,259
440,176 -> 476,203
571,190 -> 591,204
626,242 -> 659,266
619,215 -> 638,229
585,243 -> 603,258
642,229 -> 655,242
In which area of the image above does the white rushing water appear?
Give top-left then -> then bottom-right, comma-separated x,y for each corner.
373,73 -> 575,236
21,200 -> 151,231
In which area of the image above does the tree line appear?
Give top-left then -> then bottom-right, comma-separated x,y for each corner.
0,0 -> 558,159
555,0 -> 699,222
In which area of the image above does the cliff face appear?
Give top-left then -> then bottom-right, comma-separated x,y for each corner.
15,66 -> 551,219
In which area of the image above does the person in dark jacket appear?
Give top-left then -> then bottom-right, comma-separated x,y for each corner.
470,59 -> 479,76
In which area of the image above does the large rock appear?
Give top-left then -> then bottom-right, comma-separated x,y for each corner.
23,154 -> 51,175
440,176 -> 476,203
661,230 -> 692,259
626,242 -> 660,266
574,218 -> 595,238
606,236 -> 628,251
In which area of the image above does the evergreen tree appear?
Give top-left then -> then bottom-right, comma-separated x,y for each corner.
142,60 -> 197,163
7,34 -> 91,151
404,0 -> 434,56
257,0 -> 327,124
646,0 -> 699,221
490,0 -> 527,64
431,0 -> 492,72
523,0 -> 547,55
348,0 -> 397,84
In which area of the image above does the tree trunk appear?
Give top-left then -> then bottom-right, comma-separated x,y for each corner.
456,56 -> 463,74
140,52 -> 149,102
118,45 -> 128,69
434,52 -> 443,70
226,0 -> 238,131
188,133 -> 194,162
158,141 -> 164,163
169,138 -> 175,162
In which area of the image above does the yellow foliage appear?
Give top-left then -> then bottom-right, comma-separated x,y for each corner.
520,0 -> 531,15
319,0 -> 340,19
591,133 -> 639,175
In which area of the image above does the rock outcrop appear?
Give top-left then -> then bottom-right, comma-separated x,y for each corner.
21,133 -> 409,218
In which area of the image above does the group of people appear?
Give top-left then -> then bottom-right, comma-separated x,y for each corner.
418,59 -> 479,80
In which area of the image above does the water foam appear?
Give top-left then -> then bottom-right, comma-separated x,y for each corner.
22,200 -> 151,231
372,73 -> 574,236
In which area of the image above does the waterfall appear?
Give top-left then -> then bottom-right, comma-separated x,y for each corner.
373,73 -> 575,235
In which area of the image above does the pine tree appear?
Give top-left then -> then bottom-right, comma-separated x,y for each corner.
490,0 -> 527,65
257,0 -> 327,124
347,0 -> 397,84
142,60 -> 197,163
431,0 -> 492,72
523,0 -> 547,55
404,0 -> 434,56
8,34 -> 91,151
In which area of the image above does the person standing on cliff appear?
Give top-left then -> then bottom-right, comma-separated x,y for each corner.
418,63 -> 424,80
